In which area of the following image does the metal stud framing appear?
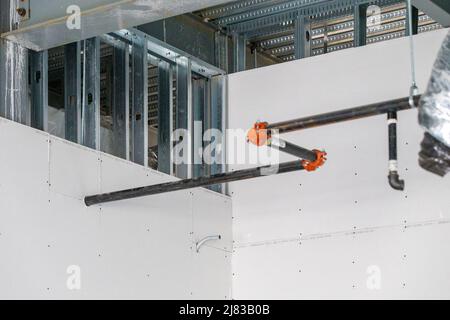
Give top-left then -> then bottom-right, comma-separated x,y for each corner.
215,31 -> 229,72
209,75 -> 227,193
64,42 -> 82,143
158,60 -> 174,175
1,20 -> 227,193
112,41 -> 130,160
176,56 -> 193,179
82,37 -> 101,150
197,0 -> 440,63
193,78 -> 207,179
294,15 -> 310,59
103,29 -> 226,183
354,4 -> 369,46
131,34 -> 149,166
233,33 -> 247,72
29,50 -> 48,131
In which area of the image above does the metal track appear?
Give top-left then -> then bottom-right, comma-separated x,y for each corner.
197,0 -> 442,62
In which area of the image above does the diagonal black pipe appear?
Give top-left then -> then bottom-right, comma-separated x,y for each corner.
85,160 -> 305,206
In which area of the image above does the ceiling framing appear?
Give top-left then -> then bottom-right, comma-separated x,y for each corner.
195,0 -> 442,62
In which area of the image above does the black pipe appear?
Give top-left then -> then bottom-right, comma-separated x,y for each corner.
267,95 -> 421,134
387,112 -> 405,191
269,138 -> 317,161
388,112 -> 398,160
85,160 -> 305,206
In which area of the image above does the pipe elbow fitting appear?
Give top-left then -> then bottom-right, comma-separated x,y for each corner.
388,172 -> 405,191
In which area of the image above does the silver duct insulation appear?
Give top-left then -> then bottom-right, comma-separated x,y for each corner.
0,39 -> 29,123
419,30 -> 450,176
0,0 -> 29,124
419,31 -> 450,147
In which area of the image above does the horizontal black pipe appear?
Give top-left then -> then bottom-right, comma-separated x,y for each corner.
269,138 -> 317,161
267,95 -> 421,134
85,160 -> 304,206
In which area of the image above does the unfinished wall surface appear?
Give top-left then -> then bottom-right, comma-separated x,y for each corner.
228,29 -> 450,299
0,118 -> 232,299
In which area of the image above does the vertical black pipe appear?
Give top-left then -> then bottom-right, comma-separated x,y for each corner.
387,112 -> 405,190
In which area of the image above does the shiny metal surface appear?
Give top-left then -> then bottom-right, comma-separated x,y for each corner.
2,0 -> 235,51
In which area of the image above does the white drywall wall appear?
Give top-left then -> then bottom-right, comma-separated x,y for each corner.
228,29 -> 450,299
0,118 -> 232,299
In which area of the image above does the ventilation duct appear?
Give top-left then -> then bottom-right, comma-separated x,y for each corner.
419,30 -> 450,176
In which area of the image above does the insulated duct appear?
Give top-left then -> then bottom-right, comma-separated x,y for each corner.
0,0 -> 28,123
419,30 -> 450,176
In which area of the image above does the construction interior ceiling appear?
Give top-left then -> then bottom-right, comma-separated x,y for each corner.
195,0 -> 442,61
1,0 -> 450,302
44,0 -> 444,146
196,0 -> 442,62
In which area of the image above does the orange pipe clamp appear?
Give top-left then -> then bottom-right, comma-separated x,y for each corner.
248,122 -> 327,172
302,150 -> 327,172
247,122 -> 270,146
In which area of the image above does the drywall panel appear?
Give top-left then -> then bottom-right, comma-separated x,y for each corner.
228,29 -> 450,299
192,190 -> 233,253
192,246 -> 232,300
233,222 -> 450,299
0,118 -> 232,299
50,138 -> 101,200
